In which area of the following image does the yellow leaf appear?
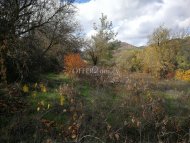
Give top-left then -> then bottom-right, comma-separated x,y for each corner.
23,84 -> 29,93
37,107 -> 40,111
47,104 -> 50,109
60,96 -> 65,106
34,83 -> 38,88
40,84 -> 47,93
68,126 -> 72,130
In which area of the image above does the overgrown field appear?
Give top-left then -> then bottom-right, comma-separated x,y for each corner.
1,1 -> 190,143
1,73 -> 190,143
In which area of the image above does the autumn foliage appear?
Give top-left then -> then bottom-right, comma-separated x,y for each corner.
64,53 -> 86,75
175,69 -> 190,81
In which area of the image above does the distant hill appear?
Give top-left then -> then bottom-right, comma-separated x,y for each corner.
113,42 -> 139,56
119,42 -> 137,49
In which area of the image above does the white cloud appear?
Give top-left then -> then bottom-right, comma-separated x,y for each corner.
75,0 -> 190,46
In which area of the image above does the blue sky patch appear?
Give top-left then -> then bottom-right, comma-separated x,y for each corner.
75,0 -> 91,3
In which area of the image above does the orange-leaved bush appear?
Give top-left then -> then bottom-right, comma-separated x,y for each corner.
175,69 -> 190,81
64,53 -> 86,75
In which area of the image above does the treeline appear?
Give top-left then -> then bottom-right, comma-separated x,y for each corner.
0,0 -> 83,83
115,26 -> 190,79
1,0 -> 189,84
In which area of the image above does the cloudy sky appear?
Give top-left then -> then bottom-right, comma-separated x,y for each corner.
74,0 -> 190,46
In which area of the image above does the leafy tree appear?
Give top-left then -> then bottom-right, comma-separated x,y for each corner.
148,25 -> 170,46
85,14 -> 118,66
142,46 -> 162,77
146,25 -> 180,78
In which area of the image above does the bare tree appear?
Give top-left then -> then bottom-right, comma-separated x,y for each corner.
0,0 -> 75,40
0,0 -> 83,82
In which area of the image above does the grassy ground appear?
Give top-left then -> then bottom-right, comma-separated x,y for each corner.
1,72 -> 190,142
